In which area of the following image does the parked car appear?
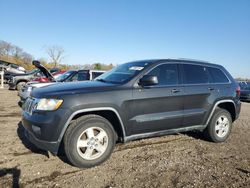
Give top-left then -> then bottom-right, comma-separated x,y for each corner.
9,61 -> 56,91
0,60 -> 26,74
0,60 -> 26,83
22,59 -> 241,168
18,61 -> 105,106
31,70 -> 66,83
239,81 -> 250,102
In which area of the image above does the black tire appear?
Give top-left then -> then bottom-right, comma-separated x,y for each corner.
63,114 -> 116,168
16,81 -> 26,91
204,108 -> 232,142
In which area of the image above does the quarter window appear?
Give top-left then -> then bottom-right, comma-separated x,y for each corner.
146,64 -> 178,86
183,64 -> 209,84
208,67 -> 229,83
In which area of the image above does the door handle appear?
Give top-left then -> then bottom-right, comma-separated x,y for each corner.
208,87 -> 215,91
171,89 -> 181,93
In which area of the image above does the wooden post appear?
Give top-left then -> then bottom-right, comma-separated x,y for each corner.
0,68 -> 4,89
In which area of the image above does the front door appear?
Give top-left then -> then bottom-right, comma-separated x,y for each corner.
130,63 -> 184,135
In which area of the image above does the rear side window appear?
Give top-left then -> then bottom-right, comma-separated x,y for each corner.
183,64 -> 209,84
208,67 -> 229,83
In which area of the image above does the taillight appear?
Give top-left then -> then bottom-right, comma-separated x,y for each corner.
236,86 -> 241,97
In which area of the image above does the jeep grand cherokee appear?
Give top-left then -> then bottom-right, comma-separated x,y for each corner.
22,59 -> 241,168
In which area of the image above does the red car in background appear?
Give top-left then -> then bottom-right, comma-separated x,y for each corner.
31,70 -> 66,83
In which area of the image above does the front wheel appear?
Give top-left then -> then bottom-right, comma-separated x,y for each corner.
204,108 -> 232,142
63,115 -> 116,168
16,81 -> 26,91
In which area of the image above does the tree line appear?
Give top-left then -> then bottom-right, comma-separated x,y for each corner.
0,40 -> 114,71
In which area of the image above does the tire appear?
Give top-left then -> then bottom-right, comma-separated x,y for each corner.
63,114 -> 116,168
204,108 -> 232,142
16,81 -> 26,91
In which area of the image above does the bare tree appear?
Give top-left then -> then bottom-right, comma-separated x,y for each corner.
0,40 -> 12,56
46,45 -> 65,67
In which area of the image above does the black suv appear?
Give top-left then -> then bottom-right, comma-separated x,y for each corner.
22,59 -> 241,168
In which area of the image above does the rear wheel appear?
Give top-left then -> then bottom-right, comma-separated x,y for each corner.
204,108 -> 232,142
63,115 -> 116,168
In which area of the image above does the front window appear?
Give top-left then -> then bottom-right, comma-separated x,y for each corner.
95,61 -> 152,84
146,64 -> 178,86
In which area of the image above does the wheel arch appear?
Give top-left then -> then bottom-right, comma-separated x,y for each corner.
16,79 -> 28,84
58,107 -> 126,144
206,99 -> 236,125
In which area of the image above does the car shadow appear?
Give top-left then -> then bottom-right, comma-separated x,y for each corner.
181,130 -> 209,141
0,167 -> 20,188
17,121 -> 49,158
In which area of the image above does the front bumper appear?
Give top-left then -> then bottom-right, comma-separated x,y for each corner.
22,108 -> 71,154
23,126 -> 60,154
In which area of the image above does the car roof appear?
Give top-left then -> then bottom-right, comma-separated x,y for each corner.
133,58 -> 222,68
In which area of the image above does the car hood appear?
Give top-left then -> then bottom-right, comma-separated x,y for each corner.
27,82 -> 57,88
33,61 -> 55,81
31,81 -> 118,98
13,70 -> 39,77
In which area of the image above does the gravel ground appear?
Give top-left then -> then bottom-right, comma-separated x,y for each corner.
0,87 -> 249,188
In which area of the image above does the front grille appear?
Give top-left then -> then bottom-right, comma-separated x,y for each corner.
23,98 -> 37,115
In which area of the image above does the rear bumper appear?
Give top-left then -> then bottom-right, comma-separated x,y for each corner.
235,99 -> 241,120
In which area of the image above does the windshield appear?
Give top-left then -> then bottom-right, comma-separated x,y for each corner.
95,61 -> 152,84
56,70 -> 75,82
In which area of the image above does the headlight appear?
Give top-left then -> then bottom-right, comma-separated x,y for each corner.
36,98 -> 63,111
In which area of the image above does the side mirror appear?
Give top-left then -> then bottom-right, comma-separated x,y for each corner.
139,75 -> 158,87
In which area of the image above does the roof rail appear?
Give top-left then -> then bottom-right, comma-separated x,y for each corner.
176,58 -> 210,63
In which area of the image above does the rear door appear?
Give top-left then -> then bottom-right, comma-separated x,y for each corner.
130,63 -> 185,134
181,64 -> 217,126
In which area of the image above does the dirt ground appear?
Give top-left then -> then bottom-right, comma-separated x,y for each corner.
0,87 -> 249,188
